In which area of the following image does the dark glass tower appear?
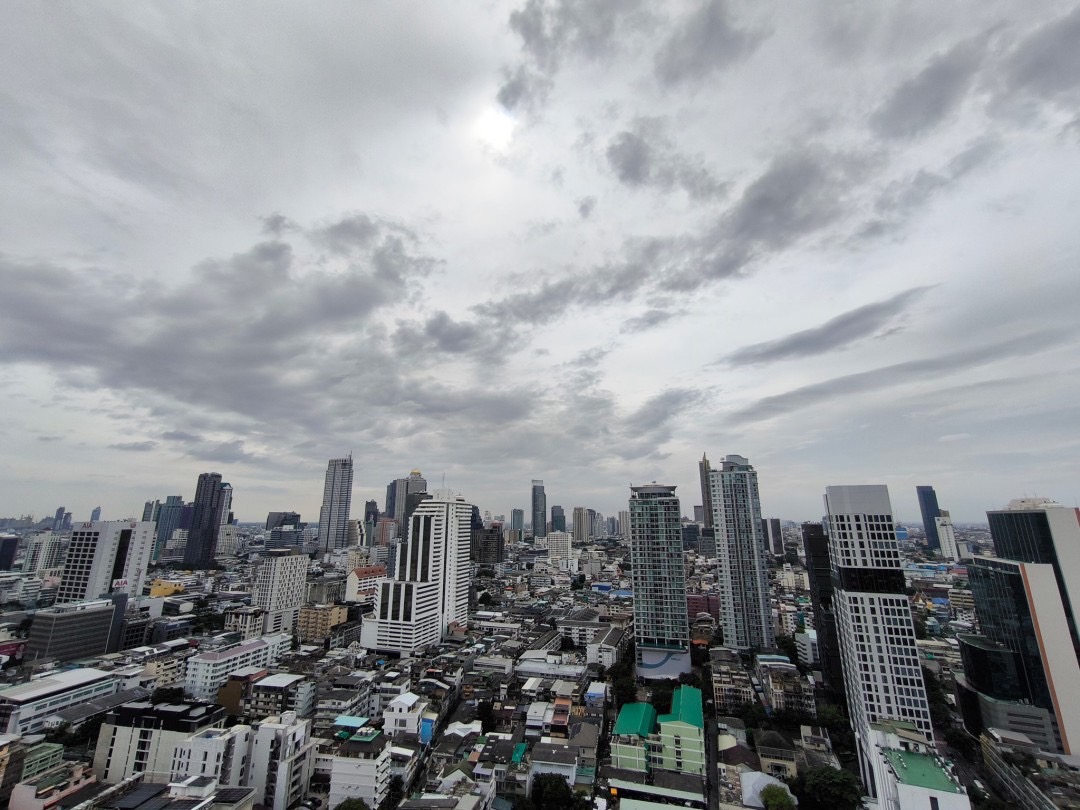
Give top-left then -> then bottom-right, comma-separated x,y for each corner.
531,480 -> 546,539
803,522 -> 844,702
916,486 -> 941,550
183,472 -> 225,568
550,505 -> 566,533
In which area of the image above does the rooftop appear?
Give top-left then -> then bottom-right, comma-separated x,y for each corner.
883,750 -> 962,794
0,668 -> 115,703
613,703 -> 657,738
659,685 -> 704,729
254,672 -> 306,688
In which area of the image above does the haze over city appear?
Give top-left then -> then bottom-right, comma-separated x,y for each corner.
4,2 -> 1080,524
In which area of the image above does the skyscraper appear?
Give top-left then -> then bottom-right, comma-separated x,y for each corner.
361,492 -> 473,654
572,507 -> 589,544
364,500 -> 379,525
955,498 -> 1080,752
916,485 -> 942,550
698,453 -> 713,529
510,509 -> 524,542
761,517 -> 783,556
57,520 -> 156,603
825,485 -> 932,793
184,473 -> 226,568
318,455 -> 354,552
629,484 -> 690,679
708,455 -> 773,651
388,470 -> 427,531
550,505 -> 566,533
531,480 -> 546,539
803,522 -> 844,703
90,506 -> 101,522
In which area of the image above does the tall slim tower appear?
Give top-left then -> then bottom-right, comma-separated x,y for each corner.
916,485 -> 942,550
629,484 -> 690,679
825,485 -> 932,793
698,453 -> 713,529
153,496 -> 185,563
57,520 -> 156,602
361,492 -> 473,653
318,455 -> 354,552
531,480 -> 547,539
550,505 -> 566,533
510,509 -> 524,542
708,455 -> 773,651
184,473 -> 225,568
572,507 -> 589,544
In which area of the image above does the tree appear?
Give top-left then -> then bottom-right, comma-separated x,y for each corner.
921,666 -> 952,730
613,676 -> 636,709
945,727 -> 978,761
378,776 -> 405,810
478,592 -> 493,606
150,687 -> 186,704
476,700 -> 497,733
649,680 -> 675,714
335,800 -> 372,810
560,635 -> 578,651
760,784 -> 795,810
524,774 -> 588,810
789,766 -> 863,810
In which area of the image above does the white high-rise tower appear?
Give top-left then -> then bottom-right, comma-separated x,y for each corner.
825,485 -> 933,793
708,454 -> 773,651
319,455 -> 354,552
57,520 -> 156,603
361,491 -> 472,654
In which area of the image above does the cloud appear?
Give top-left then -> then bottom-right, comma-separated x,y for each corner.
161,431 -> 201,443
870,37 -> 987,139
622,309 -> 679,334
109,440 -> 157,452
722,287 -> 933,366
654,0 -> 765,86
729,330 -> 1068,424
605,118 -> 727,200
576,196 -> 596,219
1002,6 -> 1080,104
37,435 -> 62,442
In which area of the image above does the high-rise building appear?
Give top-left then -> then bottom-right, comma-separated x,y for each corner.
254,550 -> 310,635
364,500 -> 379,525
361,492 -> 472,654
510,508 -> 524,542
56,520 -> 156,603
23,532 -> 65,574
153,495 -> 184,563
935,512 -> 961,562
708,455 -> 773,651
531,480 -> 547,539
572,507 -> 589,544
698,453 -> 713,529
184,473 -> 226,568
547,531 -> 573,571
629,484 -> 690,679
266,511 -> 302,531
0,536 -> 17,571
141,500 -> 159,523
762,517 -> 784,556
618,509 -> 630,540
803,522 -> 844,703
825,485 -> 932,794
955,498 -> 1080,753
387,470 -> 427,529
319,455 -> 354,552
551,505 -> 566,533
89,506 -> 101,523
52,507 -> 66,532
473,524 -> 505,565
916,485 -> 942,550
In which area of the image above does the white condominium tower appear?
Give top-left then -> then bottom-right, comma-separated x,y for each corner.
706,454 -> 773,651
254,549 -> 309,634
629,484 -> 690,679
57,520 -> 156,603
825,485 -> 932,792
361,491 -> 473,654
319,455 -> 354,552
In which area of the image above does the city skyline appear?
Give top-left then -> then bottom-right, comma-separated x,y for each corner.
3,4 -> 1080,525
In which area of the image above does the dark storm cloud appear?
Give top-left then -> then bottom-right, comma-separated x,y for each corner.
870,37 -> 987,139
1002,6 -> 1080,103
722,287 -> 933,366
109,441 -> 157,452
729,330 -> 1069,424
605,118 -> 727,200
653,0 -> 766,86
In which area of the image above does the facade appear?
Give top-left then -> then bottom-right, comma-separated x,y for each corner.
389,470 -> 428,530
698,453 -> 713,529
572,507 -> 589,544
56,520 -> 155,603
297,604 -> 348,643
172,724 -> 253,785
319,455 -> 354,553
0,668 -> 119,735
611,703 -> 657,772
346,564 -> 387,606
92,701 -> 226,783
249,712 -> 317,810
184,634 -> 292,701
762,517 -> 784,556
25,599 -> 116,662
472,525 -> 505,565
708,455 -> 773,651
531,480 -> 547,538
184,472 -> 227,568
546,531 -> 573,572
550,505 -> 566,533
510,509 -> 524,542
22,532 -> 66,575
153,496 -> 185,563
825,485 -> 933,797
916,485 -> 942,550
326,726 -> 392,810
246,674 -> 316,720
629,484 -> 690,678
653,685 -> 706,776
253,550 -> 308,634
361,493 -> 473,654
804,521 -> 844,701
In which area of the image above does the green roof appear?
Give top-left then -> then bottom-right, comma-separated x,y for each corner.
613,703 -> 658,737
512,743 -> 528,763
883,750 -> 962,794
659,685 -> 704,729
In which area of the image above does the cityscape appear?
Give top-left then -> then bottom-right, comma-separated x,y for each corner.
3,4 -> 1080,810
1,456 -> 1077,810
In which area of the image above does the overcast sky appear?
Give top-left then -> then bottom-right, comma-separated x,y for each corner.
3,1 -> 1080,527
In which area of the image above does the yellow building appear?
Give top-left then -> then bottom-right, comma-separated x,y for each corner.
297,604 -> 348,642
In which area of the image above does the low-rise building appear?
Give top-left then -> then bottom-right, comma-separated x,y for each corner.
184,633 -> 291,701
244,673 -> 316,720
0,668 -> 119,735
298,604 -> 349,643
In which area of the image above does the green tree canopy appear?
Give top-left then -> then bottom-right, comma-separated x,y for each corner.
789,766 -> 863,810
524,774 -> 588,810
335,800 -> 372,810
760,784 -> 795,810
